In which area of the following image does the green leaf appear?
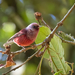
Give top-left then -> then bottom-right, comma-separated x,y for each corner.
54,71 -> 62,75
35,26 -> 51,44
35,26 -> 71,75
58,31 -> 75,41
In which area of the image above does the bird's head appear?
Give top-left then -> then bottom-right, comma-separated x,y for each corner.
26,23 -> 40,31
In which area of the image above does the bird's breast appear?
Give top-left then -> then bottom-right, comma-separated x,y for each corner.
26,29 -> 39,40
13,34 -> 36,46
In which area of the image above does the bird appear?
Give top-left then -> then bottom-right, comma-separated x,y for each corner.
3,23 -> 40,47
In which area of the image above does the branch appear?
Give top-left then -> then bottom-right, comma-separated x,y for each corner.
46,3 -> 75,44
60,3 -> 75,23
3,46 -> 44,75
11,43 -> 42,56
57,35 -> 75,45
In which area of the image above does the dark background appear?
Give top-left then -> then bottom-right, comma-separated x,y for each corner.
0,0 -> 75,75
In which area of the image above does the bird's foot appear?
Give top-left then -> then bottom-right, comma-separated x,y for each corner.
21,46 -> 25,49
21,46 -> 26,53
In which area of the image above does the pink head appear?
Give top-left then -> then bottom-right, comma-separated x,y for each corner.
25,23 -> 40,41
26,23 -> 39,31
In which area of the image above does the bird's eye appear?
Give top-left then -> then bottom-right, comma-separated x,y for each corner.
33,26 -> 36,28
33,25 -> 39,30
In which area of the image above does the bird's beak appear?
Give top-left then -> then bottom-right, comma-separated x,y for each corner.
39,25 -> 42,28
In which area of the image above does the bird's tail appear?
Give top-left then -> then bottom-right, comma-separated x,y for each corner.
3,40 -> 13,47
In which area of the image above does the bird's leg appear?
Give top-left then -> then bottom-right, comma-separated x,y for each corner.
20,46 -> 26,53
21,46 -> 25,49
18,45 -> 25,49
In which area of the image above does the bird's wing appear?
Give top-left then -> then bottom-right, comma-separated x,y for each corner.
8,31 -> 26,42
3,29 -> 26,47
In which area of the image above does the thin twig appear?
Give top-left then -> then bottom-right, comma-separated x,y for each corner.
46,3 -> 75,43
34,61 -> 40,75
38,55 -> 43,75
34,46 -> 48,75
38,46 -> 47,75
11,43 -> 42,56
71,63 -> 74,75
41,19 -> 51,29
57,35 -> 75,45
60,3 -> 75,23
3,46 -> 43,75
34,54 -> 43,75
66,62 -> 74,75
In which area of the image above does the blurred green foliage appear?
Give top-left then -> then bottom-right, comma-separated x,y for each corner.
0,0 -> 75,75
